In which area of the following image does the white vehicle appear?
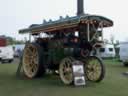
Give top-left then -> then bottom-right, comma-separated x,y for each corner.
14,44 -> 25,57
0,46 -> 14,63
119,42 -> 128,66
98,44 -> 115,58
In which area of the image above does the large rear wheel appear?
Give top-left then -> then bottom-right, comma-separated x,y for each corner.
22,43 -> 45,78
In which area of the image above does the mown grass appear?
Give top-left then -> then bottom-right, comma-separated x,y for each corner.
0,59 -> 128,96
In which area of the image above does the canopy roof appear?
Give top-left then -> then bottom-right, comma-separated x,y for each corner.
19,14 -> 113,34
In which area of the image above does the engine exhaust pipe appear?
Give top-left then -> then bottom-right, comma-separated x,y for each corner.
77,0 -> 84,16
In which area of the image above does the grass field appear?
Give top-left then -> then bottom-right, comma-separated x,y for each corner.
0,59 -> 128,96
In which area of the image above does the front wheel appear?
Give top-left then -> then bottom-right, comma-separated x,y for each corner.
123,62 -> 128,67
8,59 -> 13,63
59,57 -> 74,85
83,56 -> 105,82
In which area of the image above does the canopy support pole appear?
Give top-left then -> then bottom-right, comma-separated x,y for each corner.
87,22 -> 90,41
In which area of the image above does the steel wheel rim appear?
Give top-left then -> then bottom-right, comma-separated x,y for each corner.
85,58 -> 102,81
23,44 -> 39,78
59,57 -> 73,85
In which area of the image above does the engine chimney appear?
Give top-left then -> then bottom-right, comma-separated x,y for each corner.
77,0 -> 84,16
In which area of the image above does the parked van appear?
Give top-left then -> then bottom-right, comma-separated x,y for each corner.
0,36 -> 14,63
119,42 -> 128,66
98,44 -> 115,58
0,46 -> 14,63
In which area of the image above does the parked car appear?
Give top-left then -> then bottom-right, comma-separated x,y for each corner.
14,44 -> 25,57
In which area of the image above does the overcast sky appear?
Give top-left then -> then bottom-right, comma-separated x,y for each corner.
0,0 -> 128,42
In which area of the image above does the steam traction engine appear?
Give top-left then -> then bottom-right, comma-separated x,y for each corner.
19,0 -> 113,85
